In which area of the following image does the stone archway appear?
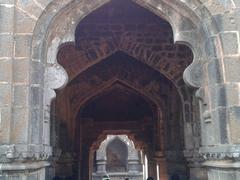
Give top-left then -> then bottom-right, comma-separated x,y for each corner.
73,80 -> 165,179
24,0 -> 240,179
30,0 -> 213,156
36,1 -> 209,179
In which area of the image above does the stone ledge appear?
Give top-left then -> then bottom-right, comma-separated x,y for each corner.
0,161 -> 49,171
0,144 -> 52,163
203,160 -> 240,168
200,145 -> 240,160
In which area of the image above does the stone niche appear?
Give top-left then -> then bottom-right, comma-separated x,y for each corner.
92,135 -> 143,180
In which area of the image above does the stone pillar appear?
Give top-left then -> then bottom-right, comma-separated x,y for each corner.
0,0 -> 50,178
128,150 -> 141,172
95,148 -> 107,179
96,159 -> 107,173
128,159 -> 141,172
0,0 -> 14,146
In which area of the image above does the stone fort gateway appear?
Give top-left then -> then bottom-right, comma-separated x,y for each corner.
0,0 -> 240,179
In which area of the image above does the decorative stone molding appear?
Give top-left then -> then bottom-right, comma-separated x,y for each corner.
0,145 -> 52,163
183,149 -> 204,167
200,145 -> 240,161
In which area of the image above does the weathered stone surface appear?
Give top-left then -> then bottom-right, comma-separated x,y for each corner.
16,0 -> 43,19
14,35 -> 32,57
13,59 -> 29,83
213,13 -> 239,32
228,106 -> 240,144
220,32 -> 239,55
207,59 -> 223,83
30,86 -> 43,107
0,107 -> 11,143
205,36 -> 220,59
15,8 -> 36,33
224,57 -> 240,82
0,59 -> 12,82
0,35 -> 13,57
13,85 -> 29,107
0,5 -> 14,33
0,84 -> 11,106
30,61 -> 44,86
209,83 -> 240,109
29,108 -> 42,144
11,107 -> 29,143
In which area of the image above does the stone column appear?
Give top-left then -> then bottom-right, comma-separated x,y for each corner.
95,148 -> 107,178
96,159 -> 107,173
0,0 -> 49,179
0,0 -> 14,145
128,159 -> 141,172
128,150 -> 141,172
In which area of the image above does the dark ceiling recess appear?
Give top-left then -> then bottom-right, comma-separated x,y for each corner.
80,83 -> 154,122
75,0 -> 172,44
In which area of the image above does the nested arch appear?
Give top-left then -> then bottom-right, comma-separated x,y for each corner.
73,79 -> 163,121
30,0 -> 229,176
31,0 -> 221,94
91,131 -> 146,153
30,0 -> 224,149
